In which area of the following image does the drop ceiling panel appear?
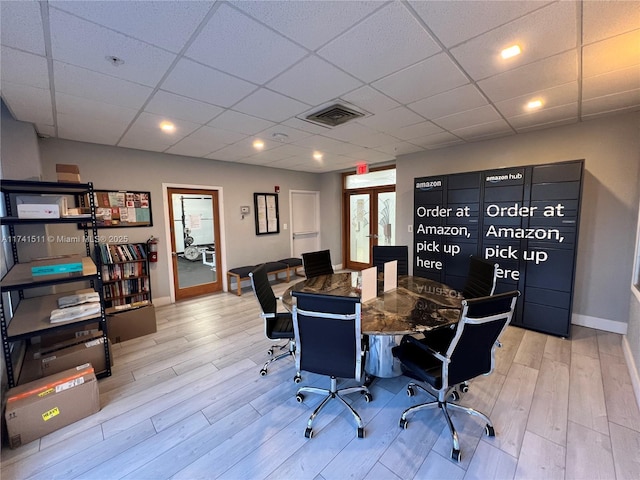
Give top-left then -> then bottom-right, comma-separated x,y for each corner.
495,82 -> 578,118
452,119 -> 513,141
582,29 -> 640,78
232,88 -> 310,123
49,8 -> 177,87
281,117 -> 333,135
256,125 -> 312,145
267,55 -> 362,105
186,125 -> 247,146
119,122 -> 181,152
1,83 -> 53,125
407,131 -> 463,150
185,3 -> 307,84
582,1 -> 640,44
57,114 -> 126,146
374,141 -> 424,156
408,0 -> 552,48
231,0 -> 381,51
293,135 -> 361,155
1,47 -> 50,89
508,103 -> 578,130
583,66 -> 640,100
0,0 -> 45,55
206,141 -> 259,161
357,106 -> 425,131
207,110 -> 275,135
341,86 -> 400,115
450,1 -> 577,81
161,58 -> 256,108
388,121 -> 443,142
145,91 -> 224,125
246,147 -> 296,163
317,1 -> 441,83
56,92 -> 138,126
408,84 -> 488,120
133,112 -> 201,138
53,61 -> 153,109
50,1 -> 214,53
478,51 -> 578,103
308,122 -> 377,144
346,148 -> 395,163
165,134 -> 226,158
372,53 -> 469,104
434,105 -> 502,131
582,89 -> 640,118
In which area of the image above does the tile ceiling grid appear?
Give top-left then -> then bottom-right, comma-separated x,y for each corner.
0,1 -> 638,173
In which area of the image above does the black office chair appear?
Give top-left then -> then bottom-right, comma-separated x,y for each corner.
249,264 -> 298,381
462,255 -> 498,299
301,249 -> 334,278
292,291 -> 372,439
392,290 -> 520,462
372,245 -> 409,275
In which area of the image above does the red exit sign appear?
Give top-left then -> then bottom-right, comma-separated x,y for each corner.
356,162 -> 369,175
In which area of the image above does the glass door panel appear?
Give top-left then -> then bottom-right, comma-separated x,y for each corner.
377,191 -> 396,246
349,193 -> 371,265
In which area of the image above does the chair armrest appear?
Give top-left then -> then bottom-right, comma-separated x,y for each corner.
400,334 -> 447,363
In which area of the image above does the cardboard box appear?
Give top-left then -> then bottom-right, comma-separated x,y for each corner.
35,332 -> 112,376
38,323 -> 100,348
30,255 -> 94,279
16,195 -> 67,219
107,304 -> 157,343
5,364 -> 99,448
56,164 -> 81,183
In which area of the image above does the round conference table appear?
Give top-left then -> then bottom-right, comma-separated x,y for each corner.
282,273 -> 463,378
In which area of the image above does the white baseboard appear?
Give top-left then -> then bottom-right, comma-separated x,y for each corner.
571,313 -> 628,335
154,296 -> 172,307
622,335 -> 640,412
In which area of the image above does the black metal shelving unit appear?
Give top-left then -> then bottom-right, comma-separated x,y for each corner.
1,179 -> 111,387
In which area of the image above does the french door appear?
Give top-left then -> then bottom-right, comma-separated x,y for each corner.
344,186 -> 396,270
167,187 -> 222,300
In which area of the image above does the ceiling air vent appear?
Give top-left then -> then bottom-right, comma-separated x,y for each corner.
305,103 -> 365,127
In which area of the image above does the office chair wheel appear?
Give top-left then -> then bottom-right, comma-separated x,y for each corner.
450,390 -> 461,401
460,383 -> 469,393
304,427 -> 313,438
267,349 -> 273,356
406,386 -> 415,397
294,374 -> 302,383
399,418 -> 408,429
451,449 -> 461,462
363,392 -> 373,403
485,424 -> 495,437
357,427 -> 365,439
260,368 -> 267,377
296,393 -> 305,403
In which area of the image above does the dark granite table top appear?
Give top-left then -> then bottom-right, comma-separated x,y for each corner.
282,273 -> 463,335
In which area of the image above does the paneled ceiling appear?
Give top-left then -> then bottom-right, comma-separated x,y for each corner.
1,1 -> 639,173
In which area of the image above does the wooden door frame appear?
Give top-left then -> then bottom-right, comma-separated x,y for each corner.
162,183 -> 226,303
343,185 -> 395,270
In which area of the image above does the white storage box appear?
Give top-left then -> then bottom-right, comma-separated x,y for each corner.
16,195 -> 67,219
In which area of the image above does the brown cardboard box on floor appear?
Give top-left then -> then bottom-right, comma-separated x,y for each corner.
35,332 -> 112,376
106,304 -> 157,343
5,364 -> 99,448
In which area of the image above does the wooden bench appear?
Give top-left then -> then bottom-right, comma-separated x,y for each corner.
227,261 -> 290,296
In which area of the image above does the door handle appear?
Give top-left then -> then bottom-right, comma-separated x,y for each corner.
171,252 -> 177,256
366,234 -> 379,238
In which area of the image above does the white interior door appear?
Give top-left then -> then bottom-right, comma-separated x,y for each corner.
290,190 -> 320,257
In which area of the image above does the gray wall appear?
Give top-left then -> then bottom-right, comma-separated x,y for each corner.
37,139 -> 322,303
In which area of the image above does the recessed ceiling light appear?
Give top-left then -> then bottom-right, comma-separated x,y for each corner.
160,121 -> 175,133
526,99 -> 543,110
253,139 -> 265,150
313,151 -> 323,161
501,45 -> 521,59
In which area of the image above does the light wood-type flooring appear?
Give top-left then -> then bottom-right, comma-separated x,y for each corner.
2,279 -> 640,479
